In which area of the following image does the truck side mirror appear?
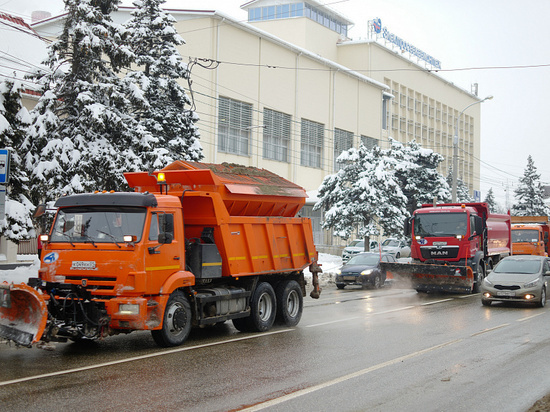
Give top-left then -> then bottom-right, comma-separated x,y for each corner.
158,213 -> 174,244
33,204 -> 47,218
404,217 -> 411,237
474,216 -> 483,236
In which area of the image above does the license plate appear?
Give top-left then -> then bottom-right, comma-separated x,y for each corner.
344,276 -> 356,281
496,290 -> 515,297
0,286 -> 11,308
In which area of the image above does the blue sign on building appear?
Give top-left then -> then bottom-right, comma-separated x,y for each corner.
474,190 -> 481,202
0,149 -> 10,184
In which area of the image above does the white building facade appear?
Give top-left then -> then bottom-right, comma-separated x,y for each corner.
32,0 -> 483,252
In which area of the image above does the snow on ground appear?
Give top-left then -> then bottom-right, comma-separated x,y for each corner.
0,257 -> 40,284
304,252 -> 342,286
1,254 -> 343,287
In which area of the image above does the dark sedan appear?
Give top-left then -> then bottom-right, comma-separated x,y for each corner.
335,252 -> 396,289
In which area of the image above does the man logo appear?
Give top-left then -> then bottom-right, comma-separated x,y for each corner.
43,252 -> 58,264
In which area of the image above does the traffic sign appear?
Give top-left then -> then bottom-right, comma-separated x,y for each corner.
0,149 -> 10,184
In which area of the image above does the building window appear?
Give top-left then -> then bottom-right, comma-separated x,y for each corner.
334,128 -> 353,170
301,118 -> 324,168
218,96 -> 252,156
361,135 -> 378,150
263,108 -> 291,162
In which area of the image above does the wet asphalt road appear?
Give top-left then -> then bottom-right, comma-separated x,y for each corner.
1,285 -> 550,411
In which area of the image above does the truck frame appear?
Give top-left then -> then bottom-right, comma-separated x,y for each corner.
380,202 -> 511,293
0,162 -> 322,348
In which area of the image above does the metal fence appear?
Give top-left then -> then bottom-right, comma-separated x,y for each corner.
17,238 -> 38,255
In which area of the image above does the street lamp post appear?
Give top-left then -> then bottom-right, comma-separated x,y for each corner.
452,95 -> 493,202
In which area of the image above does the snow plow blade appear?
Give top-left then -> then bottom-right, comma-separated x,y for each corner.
380,262 -> 474,293
0,282 -> 48,346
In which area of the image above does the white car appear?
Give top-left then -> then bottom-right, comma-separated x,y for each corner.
380,238 -> 410,259
342,239 -> 379,262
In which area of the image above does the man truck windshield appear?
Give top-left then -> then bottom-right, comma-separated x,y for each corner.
50,207 -> 147,244
413,213 -> 468,237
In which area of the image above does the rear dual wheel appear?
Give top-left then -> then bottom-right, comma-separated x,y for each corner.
275,280 -> 303,327
232,282 -> 277,332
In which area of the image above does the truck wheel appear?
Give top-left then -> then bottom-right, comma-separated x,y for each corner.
152,291 -> 192,347
472,259 -> 486,293
248,282 -> 276,332
275,280 -> 303,327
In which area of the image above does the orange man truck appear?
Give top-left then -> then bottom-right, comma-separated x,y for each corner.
511,216 -> 550,256
0,162 -> 322,348
380,202 -> 511,293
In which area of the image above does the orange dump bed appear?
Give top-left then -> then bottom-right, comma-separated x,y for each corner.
125,162 -> 317,277
125,161 -> 306,217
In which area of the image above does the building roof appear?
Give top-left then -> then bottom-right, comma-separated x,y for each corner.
240,0 -> 353,25
0,11 -> 49,93
32,7 -> 388,92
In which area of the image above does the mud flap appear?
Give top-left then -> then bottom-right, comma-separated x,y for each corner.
379,262 -> 474,294
0,282 -> 48,346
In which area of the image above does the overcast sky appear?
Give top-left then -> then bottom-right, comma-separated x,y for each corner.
2,0 -> 549,209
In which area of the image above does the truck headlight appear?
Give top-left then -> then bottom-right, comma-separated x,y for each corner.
119,304 -> 140,315
361,269 -> 373,275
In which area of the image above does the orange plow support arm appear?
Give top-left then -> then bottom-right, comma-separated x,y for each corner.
0,282 -> 48,347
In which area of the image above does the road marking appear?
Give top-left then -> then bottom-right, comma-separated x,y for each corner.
470,323 -> 510,337
0,329 -> 294,388
421,299 -> 453,305
239,339 -> 462,411
306,317 -> 362,327
517,312 -> 547,322
373,306 -> 415,314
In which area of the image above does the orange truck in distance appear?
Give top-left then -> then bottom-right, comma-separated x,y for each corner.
511,216 -> 550,256
0,162 -> 322,348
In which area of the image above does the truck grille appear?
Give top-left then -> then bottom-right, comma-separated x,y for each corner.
64,275 -> 117,291
420,246 -> 460,260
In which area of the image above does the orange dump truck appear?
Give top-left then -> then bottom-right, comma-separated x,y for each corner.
511,216 -> 550,256
0,162 -> 321,348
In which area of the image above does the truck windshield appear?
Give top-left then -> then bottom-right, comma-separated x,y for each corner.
413,213 -> 468,237
50,207 -> 147,244
512,229 -> 539,243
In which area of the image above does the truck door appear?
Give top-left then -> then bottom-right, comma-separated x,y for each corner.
145,211 -> 183,292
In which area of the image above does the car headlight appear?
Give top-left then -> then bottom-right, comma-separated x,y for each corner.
483,278 -> 493,286
335,269 -> 341,275
361,269 -> 373,275
524,278 -> 540,288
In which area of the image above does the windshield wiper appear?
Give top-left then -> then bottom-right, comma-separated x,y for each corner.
97,230 -> 122,248
81,234 -> 98,248
54,230 -> 75,247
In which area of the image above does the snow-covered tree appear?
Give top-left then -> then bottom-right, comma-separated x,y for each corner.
512,155 -> 549,216
446,167 -> 473,202
314,144 -> 408,241
27,0 -> 149,203
123,0 -> 202,168
0,80 -> 35,241
483,187 -> 502,213
392,139 -> 450,213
